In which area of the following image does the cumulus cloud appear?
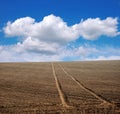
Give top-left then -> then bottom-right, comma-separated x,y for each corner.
1,14 -> 120,62
4,17 -> 35,37
4,14 -> 120,42
73,17 -> 120,40
0,44 -> 120,62
17,37 -> 59,54
4,15 -> 78,45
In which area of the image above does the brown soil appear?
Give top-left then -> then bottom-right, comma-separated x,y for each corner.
0,61 -> 120,114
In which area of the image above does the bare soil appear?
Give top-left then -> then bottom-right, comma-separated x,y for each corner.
0,61 -> 120,114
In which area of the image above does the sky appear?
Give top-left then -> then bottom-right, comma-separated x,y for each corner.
0,0 -> 120,62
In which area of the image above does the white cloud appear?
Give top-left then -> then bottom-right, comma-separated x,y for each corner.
4,14 -> 120,42
4,14 -> 78,45
1,14 -> 120,62
93,56 -> 120,61
72,17 -> 120,40
4,17 -> 35,37
16,37 -> 59,54
61,46 -> 120,61
0,45 -> 62,62
0,44 -> 120,62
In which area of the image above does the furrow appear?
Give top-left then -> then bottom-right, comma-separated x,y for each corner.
51,63 -> 71,108
58,64 -> 114,106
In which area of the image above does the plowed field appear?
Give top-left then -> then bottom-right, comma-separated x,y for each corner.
0,61 -> 120,114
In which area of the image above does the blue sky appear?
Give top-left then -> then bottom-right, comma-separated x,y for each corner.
0,0 -> 120,62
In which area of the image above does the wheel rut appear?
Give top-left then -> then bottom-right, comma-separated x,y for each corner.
51,63 -> 72,108
58,64 -> 114,107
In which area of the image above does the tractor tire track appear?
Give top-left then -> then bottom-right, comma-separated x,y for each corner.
58,64 -> 114,106
51,63 -> 71,108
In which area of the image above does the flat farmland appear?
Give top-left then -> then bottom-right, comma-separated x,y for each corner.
0,61 -> 120,114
